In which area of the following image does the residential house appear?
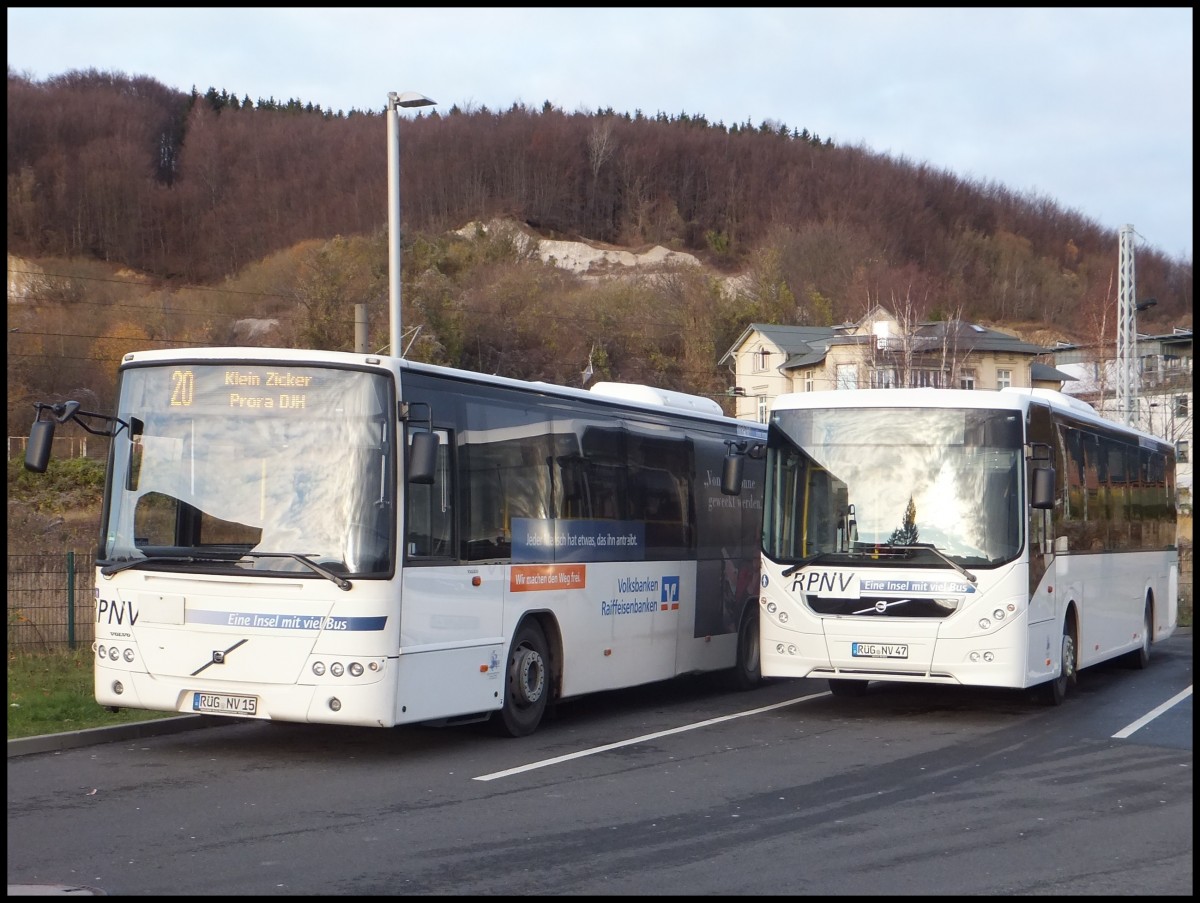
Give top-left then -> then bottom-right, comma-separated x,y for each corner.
719,306 -> 1071,424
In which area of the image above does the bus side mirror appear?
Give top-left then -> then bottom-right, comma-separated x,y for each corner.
1031,466 -> 1055,509
721,453 -> 743,496
408,431 -> 439,485
24,419 -> 55,473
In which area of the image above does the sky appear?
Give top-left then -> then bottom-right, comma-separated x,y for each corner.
7,7 -> 1194,261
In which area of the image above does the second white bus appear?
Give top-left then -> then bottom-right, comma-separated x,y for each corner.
756,387 -> 1178,703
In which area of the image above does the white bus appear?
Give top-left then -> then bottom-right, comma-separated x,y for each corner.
25,348 -> 766,736
754,387 -> 1178,704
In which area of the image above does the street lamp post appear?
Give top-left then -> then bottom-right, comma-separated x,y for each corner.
387,90 -> 436,358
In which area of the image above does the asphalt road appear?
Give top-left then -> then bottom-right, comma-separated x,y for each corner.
7,631 -> 1192,896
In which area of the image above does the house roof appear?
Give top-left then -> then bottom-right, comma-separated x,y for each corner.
1030,361 -> 1078,382
719,318 -> 1054,371
718,323 -> 835,366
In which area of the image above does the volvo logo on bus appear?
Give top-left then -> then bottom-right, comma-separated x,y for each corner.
875,601 -> 888,613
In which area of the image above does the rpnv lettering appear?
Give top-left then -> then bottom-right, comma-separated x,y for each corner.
790,571 -> 854,594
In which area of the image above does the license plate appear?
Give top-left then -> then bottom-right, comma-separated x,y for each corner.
192,692 -> 258,715
852,642 -> 908,659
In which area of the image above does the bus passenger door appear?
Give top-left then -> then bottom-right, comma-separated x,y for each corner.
1025,403 -> 1057,626
397,427 -> 506,724
402,428 -> 503,647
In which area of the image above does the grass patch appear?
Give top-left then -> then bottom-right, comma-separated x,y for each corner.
7,648 -> 176,740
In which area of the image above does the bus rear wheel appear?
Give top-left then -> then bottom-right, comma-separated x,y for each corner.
1124,601 -> 1152,670
492,620 -> 551,738
727,607 -> 762,691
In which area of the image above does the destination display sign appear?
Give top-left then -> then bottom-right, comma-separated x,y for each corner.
166,366 -> 324,411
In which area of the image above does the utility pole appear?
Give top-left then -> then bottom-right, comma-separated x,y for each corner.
1115,225 -> 1136,425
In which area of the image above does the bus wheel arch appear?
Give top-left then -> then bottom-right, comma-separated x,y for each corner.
492,615 -> 557,738
1040,605 -> 1078,706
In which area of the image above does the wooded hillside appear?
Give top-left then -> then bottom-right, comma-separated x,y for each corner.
6,68 -> 1193,437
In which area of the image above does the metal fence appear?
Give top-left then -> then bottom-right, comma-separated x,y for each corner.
7,435 -> 107,460
7,552 -> 95,654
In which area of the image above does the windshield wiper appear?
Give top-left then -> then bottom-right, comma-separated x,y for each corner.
781,552 -> 829,577
889,543 -> 977,584
101,551 -> 353,591
239,552 -> 352,591
100,554 -> 235,577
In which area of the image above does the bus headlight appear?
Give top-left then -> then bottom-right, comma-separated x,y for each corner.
349,662 -> 364,677
979,618 -> 991,630
312,661 -> 326,676
122,648 -> 135,663
330,662 -> 345,677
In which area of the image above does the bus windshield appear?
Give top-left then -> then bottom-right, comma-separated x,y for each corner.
764,406 -> 1023,568
103,363 -> 395,577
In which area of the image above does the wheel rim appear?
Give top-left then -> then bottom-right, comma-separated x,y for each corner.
1061,632 -> 1076,684
512,646 -> 546,707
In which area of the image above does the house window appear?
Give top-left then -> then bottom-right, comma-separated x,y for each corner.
804,372 -> 814,393
959,370 -> 976,390
996,369 -> 1012,390
757,395 -> 768,424
1178,440 -> 1189,464
836,363 -> 857,390
912,369 -> 943,388
753,348 -> 770,373
1176,395 -> 1189,418
870,367 -> 896,388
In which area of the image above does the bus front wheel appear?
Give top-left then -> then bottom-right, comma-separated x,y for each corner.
1040,621 -> 1077,706
492,620 -> 551,738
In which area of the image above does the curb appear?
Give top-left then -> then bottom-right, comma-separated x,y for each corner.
7,715 -> 225,758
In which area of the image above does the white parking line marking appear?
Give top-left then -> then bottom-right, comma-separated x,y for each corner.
1112,685 -> 1193,739
473,691 -> 829,781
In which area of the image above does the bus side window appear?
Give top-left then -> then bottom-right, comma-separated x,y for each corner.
406,430 -> 453,559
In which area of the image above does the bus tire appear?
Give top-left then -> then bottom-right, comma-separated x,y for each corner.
1125,600 -> 1152,670
1040,619 -> 1077,706
728,606 -> 762,691
492,620 -> 551,738
828,678 -> 869,697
